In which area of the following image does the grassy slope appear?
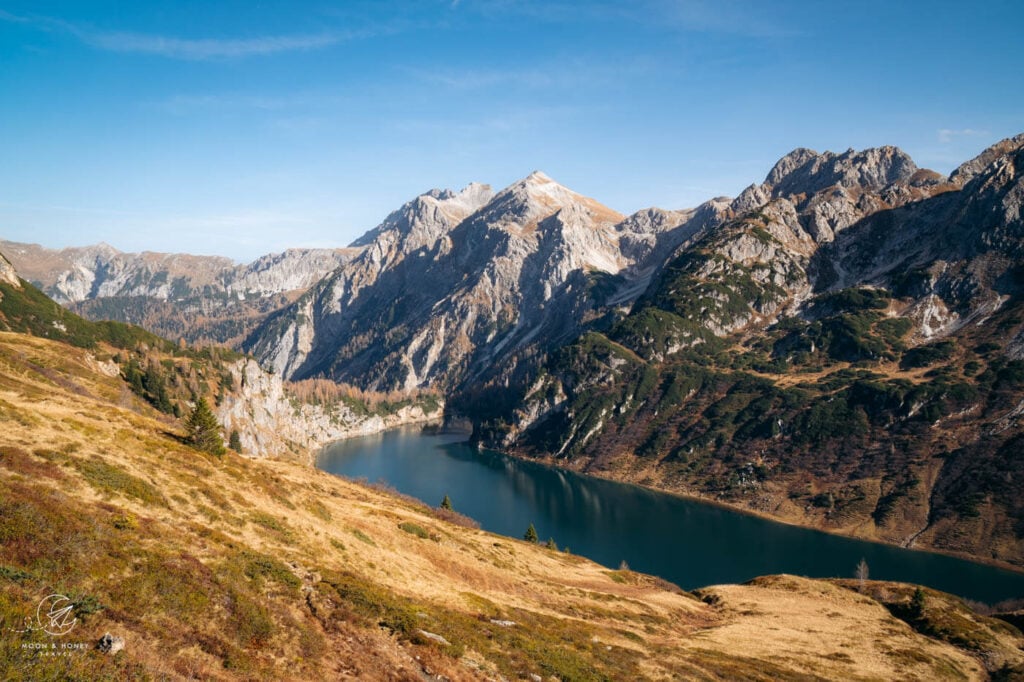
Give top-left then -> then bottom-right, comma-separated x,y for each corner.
0,332 -> 1021,680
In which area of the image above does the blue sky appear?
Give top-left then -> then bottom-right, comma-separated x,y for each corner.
1,0 -> 1022,261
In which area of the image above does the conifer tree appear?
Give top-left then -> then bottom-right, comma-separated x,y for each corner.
523,523 -> 539,543
440,494 -> 453,510
911,587 -> 926,618
185,396 -> 225,456
228,429 -> 242,452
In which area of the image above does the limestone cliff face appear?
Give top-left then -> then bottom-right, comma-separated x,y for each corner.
244,173 -> 729,391
216,358 -> 443,462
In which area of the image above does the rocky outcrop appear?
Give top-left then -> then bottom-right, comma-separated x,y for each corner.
0,251 -> 20,288
950,132 -> 1024,185
96,633 -> 125,655
217,358 -> 443,462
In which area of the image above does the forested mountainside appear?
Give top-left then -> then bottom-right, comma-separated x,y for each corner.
470,135 -> 1024,567
1,241 -> 356,346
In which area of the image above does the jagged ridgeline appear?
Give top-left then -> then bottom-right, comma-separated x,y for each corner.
240,174 -> 728,391
475,135 -> 1024,567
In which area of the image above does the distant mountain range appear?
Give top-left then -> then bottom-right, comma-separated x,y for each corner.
6,134 -> 1024,566
0,240 -> 356,346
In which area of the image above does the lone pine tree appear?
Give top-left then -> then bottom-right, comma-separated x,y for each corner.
186,396 -> 225,456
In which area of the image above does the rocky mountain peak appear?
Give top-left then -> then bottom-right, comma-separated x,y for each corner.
950,133 -> 1024,186
91,241 -> 120,258
435,181 -> 495,219
351,182 -> 494,250
765,145 -> 918,199
765,147 -> 821,187
483,171 -> 623,230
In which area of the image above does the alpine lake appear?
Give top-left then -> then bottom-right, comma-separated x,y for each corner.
318,427 -> 1024,604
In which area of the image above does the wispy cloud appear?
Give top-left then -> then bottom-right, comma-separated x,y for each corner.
389,104 -> 581,137
0,8 -> 354,60
938,128 -> 989,144
146,91 -> 349,116
451,0 -> 633,23
83,30 -> 346,60
448,0 -> 795,38
652,0 -> 798,38
0,8 -> 31,23
406,57 -> 659,91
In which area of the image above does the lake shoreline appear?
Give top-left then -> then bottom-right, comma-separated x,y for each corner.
318,426 -> 1024,603
500,446 -> 1024,581
322,422 -> 1024,581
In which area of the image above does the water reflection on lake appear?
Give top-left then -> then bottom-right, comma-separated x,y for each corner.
318,427 -> 1024,603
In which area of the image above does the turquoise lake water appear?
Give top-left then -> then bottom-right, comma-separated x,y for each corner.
318,427 -> 1024,604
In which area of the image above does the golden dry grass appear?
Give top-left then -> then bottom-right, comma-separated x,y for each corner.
0,331 -> 1018,680
692,576 -> 982,681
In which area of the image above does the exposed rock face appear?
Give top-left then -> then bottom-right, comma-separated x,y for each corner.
227,248 -> 362,299
1,241 -> 357,345
949,132 -> 1024,185
216,358 -> 443,461
0,251 -> 20,288
244,173 -> 729,391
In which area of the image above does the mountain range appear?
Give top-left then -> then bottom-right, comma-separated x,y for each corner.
0,240 -> 356,346
6,134 -> 1024,568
